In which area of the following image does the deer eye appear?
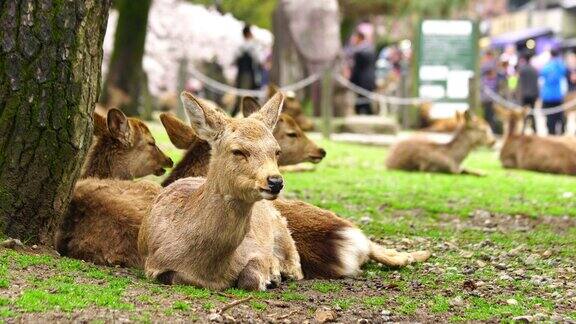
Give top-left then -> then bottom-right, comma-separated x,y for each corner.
148,142 -> 155,146
287,132 -> 298,138
232,149 -> 248,158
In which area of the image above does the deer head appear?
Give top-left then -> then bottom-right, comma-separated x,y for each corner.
91,109 -> 174,178
241,97 -> 326,165
460,110 -> 496,147
181,91 -> 284,202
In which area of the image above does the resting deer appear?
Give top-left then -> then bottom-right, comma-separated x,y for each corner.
57,96 -> 429,280
82,109 -> 173,179
159,97 -> 430,278
161,97 -> 326,186
420,103 -> 465,133
497,108 -> 576,175
138,92 -> 302,290
386,111 -> 495,176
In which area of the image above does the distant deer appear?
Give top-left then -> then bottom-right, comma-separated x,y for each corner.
138,92 -> 302,290
420,103 -> 465,133
496,108 -> 576,175
81,109 -> 173,179
160,97 -> 326,186
386,111 -> 495,176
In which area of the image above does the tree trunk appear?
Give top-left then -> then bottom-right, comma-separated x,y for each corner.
100,0 -> 152,117
0,0 -> 112,244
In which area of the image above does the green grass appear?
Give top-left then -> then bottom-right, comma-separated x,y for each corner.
311,281 -> 342,294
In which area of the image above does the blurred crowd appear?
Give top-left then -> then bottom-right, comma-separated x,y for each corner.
481,45 -> 576,135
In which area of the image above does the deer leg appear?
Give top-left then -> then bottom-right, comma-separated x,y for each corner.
460,168 -> 487,177
273,219 -> 303,281
237,258 -> 272,291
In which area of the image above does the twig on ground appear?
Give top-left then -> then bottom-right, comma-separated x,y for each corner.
218,296 -> 253,313
276,310 -> 298,320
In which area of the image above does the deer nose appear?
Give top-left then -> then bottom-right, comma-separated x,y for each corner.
318,148 -> 327,158
267,176 -> 284,194
165,157 -> 174,168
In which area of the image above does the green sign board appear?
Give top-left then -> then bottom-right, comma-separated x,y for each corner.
416,20 -> 478,119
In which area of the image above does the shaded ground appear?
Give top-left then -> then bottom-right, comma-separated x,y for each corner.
1,132 -> 575,323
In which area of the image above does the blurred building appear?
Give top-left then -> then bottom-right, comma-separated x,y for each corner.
486,0 -> 576,54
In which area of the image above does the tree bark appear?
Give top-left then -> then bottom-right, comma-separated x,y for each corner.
100,0 -> 152,117
0,0 -> 112,244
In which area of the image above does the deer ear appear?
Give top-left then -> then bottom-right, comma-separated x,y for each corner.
160,113 -> 197,149
107,108 -> 131,145
267,83 -> 280,98
241,97 -> 261,117
252,92 -> 284,130
181,91 -> 227,141
93,112 -> 108,136
463,110 -> 473,123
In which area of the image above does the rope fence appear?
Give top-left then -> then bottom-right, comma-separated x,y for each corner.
187,64 -> 576,116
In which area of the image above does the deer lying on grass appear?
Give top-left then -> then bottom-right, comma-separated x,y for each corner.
82,109 -> 173,179
420,102 -> 465,133
386,111 -> 495,176
161,97 -> 326,186
159,97 -> 430,278
497,108 -> 576,175
138,92 -> 303,290
57,95 -> 429,280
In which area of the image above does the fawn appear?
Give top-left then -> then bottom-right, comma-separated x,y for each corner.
386,111 -> 495,176
497,108 -> 576,175
160,97 -> 326,186
82,109 -> 173,179
138,92 -> 302,290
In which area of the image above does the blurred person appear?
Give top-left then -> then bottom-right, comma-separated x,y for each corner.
231,24 -> 262,115
567,51 -> 576,92
349,31 -> 376,115
480,50 -> 504,133
517,53 -> 539,132
540,49 -> 567,135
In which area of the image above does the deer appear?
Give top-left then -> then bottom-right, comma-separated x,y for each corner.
160,97 -> 326,186
138,92 -> 303,290
419,102 -> 465,133
57,95 -> 430,280
81,108 -> 173,179
386,111 -> 495,176
157,97 -> 430,278
496,107 -> 576,175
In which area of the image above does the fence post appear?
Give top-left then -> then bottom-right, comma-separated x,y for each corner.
321,66 -> 333,139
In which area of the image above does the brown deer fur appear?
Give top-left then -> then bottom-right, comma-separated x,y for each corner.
420,102 -> 465,133
387,111 -> 495,175
56,179 -> 160,268
82,109 -> 173,179
138,92 -> 302,290
161,98 -> 325,186
497,108 -> 576,175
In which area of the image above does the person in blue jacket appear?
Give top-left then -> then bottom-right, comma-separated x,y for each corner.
540,49 -> 567,135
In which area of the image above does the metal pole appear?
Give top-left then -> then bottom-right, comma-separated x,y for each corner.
321,66 -> 333,139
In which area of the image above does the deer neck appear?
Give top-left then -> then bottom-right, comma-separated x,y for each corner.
162,140 -> 211,186
445,129 -> 476,165
81,137 -> 126,179
186,166 -> 256,272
